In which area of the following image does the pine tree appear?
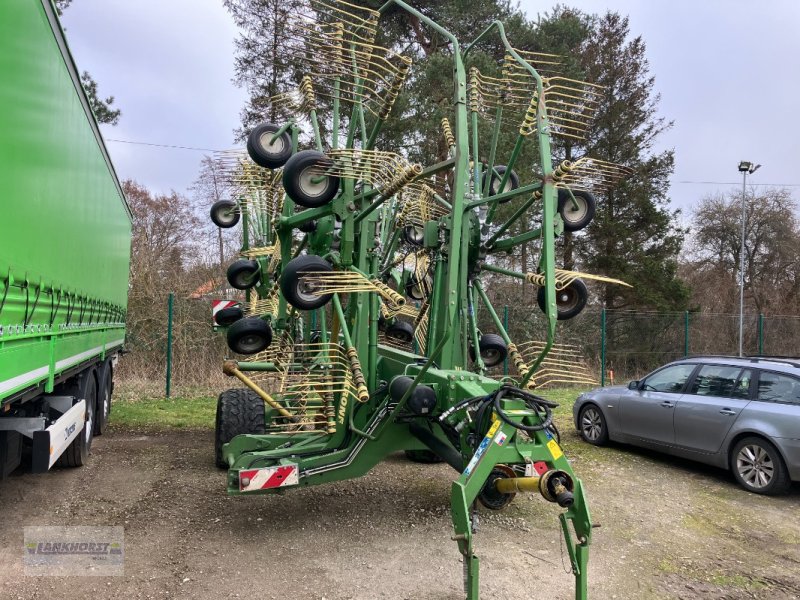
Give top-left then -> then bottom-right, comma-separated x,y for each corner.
55,1 -> 122,126
224,0 -> 307,139
573,13 -> 688,310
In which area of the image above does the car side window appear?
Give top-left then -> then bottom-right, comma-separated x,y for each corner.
732,369 -> 752,399
688,365 -> 743,397
757,372 -> 800,405
643,364 -> 696,393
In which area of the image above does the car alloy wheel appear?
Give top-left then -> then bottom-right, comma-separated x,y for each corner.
581,406 -> 603,442
736,444 -> 774,489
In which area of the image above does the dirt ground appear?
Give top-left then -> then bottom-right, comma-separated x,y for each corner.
0,424 -> 798,600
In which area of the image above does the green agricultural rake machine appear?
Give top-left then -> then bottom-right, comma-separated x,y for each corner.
208,2 -> 632,598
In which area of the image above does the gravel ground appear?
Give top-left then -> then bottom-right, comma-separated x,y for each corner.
0,424 -> 798,599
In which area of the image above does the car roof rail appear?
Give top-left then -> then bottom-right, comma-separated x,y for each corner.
744,355 -> 800,369
679,354 -> 800,369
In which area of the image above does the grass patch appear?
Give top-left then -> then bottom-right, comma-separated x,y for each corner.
709,573 -> 766,591
106,385 -> 597,432
110,396 -> 216,429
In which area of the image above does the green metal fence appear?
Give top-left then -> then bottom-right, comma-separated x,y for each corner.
475,304 -> 800,386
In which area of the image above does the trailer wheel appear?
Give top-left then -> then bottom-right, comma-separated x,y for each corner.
386,320 -> 414,343
469,333 -> 508,368
246,123 -> 293,169
94,360 -> 113,436
282,150 -> 340,208
215,306 -> 244,327
56,369 -> 97,468
536,279 -> 588,320
557,189 -> 596,232
226,317 -> 272,355
487,165 -> 520,202
227,259 -> 261,290
210,200 -> 240,229
280,255 -> 333,310
215,389 -> 266,468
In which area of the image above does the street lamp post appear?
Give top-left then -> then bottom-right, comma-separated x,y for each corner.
737,160 -> 761,357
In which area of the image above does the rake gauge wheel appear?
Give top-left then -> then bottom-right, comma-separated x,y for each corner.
210,200 -> 240,228
557,189 -> 596,232
215,306 -> 244,327
282,150 -> 340,208
386,320 -> 414,343
487,165 -> 520,203
403,224 -> 425,246
247,122 -> 292,169
536,278 -> 588,320
226,259 -> 261,290
280,255 -> 334,310
469,333 -> 508,368
226,317 -> 272,355
405,274 -> 431,301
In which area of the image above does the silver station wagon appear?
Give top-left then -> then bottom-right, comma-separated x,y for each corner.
573,356 -> 800,494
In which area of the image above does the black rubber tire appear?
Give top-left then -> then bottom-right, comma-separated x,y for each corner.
405,274 -> 430,301
226,317 -> 272,355
56,369 -> 97,468
403,224 -> 425,246
386,320 -> 414,343
215,388 -> 266,468
469,333 -> 508,368
215,306 -> 244,327
730,436 -> 791,495
246,123 -> 292,169
210,199 -> 240,229
536,278 -> 588,320
578,404 -> 608,446
487,165 -> 520,202
280,255 -> 333,310
557,189 -> 596,232
282,150 -> 340,208
404,449 -> 444,464
93,359 -> 113,436
227,259 -> 261,290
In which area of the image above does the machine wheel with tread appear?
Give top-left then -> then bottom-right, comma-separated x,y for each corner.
215,389 -> 266,468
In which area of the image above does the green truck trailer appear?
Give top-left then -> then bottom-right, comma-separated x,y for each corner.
0,1 -> 130,475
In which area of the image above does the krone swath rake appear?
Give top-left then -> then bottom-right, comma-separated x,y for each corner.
207,2 -> 632,598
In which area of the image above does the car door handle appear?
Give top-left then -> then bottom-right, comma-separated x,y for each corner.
660,401 -> 674,408
719,408 -> 737,416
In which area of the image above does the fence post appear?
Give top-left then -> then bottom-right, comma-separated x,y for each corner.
166,292 -> 174,398
684,310 -> 690,357
600,308 -> 606,386
758,313 -> 764,356
503,305 -> 509,376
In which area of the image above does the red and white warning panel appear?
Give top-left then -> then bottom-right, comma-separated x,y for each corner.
211,299 -> 239,326
238,464 -> 299,492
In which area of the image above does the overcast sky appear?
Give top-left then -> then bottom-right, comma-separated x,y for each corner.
61,0 -> 800,221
